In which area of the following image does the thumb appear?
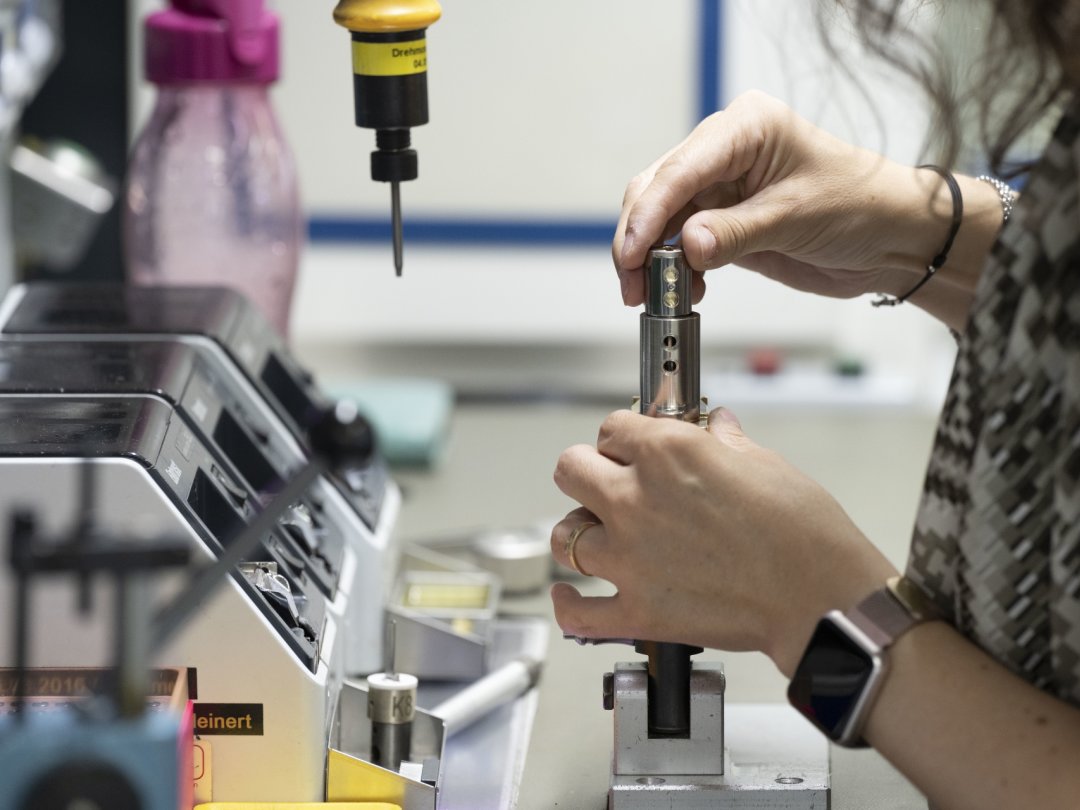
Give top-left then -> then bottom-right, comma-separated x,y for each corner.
707,407 -> 755,451
551,584 -> 632,641
682,201 -> 775,271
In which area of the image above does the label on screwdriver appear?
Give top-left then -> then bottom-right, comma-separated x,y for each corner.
352,39 -> 428,76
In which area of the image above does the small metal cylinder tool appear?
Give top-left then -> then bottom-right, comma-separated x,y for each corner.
639,245 -> 703,739
367,621 -> 417,771
367,671 -> 418,770
640,245 -> 701,422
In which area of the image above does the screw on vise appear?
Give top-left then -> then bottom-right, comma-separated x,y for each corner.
333,0 -> 442,276
636,245 -> 704,740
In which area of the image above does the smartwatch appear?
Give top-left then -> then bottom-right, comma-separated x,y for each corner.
787,576 -> 937,747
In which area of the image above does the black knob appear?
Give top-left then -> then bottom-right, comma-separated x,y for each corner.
307,402 -> 376,471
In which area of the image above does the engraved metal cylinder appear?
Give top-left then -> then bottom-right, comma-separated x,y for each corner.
367,672 -> 417,771
640,246 -> 700,421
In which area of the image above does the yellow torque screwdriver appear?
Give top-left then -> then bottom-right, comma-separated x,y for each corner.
333,0 -> 442,275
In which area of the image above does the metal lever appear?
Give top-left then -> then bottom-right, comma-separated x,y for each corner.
565,634 -> 636,647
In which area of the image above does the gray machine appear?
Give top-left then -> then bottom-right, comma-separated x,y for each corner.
0,394 -> 344,801
0,282 -> 391,530
0,282 -> 400,674
0,282 -> 417,803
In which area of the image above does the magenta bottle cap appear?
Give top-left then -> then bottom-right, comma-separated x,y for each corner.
145,0 -> 280,85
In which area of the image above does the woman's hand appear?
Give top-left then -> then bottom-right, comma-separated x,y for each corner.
613,91 -> 999,330
550,407 -> 897,677
552,410 -> 1080,810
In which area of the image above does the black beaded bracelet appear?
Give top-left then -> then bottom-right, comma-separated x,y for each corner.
872,164 -> 964,308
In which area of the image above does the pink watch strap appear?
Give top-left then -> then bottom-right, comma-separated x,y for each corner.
846,576 -> 937,648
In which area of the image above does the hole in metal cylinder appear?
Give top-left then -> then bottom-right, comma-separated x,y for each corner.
663,360 -> 677,373
776,777 -> 804,785
663,335 -> 677,348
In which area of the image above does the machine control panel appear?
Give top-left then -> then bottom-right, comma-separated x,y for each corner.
0,394 -> 326,672
1,283 -> 389,532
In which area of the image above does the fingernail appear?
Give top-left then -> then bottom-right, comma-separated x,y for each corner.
714,406 -> 742,428
619,273 -> 630,302
692,225 -> 718,264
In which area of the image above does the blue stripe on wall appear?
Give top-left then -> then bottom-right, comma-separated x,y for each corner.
699,0 -> 723,121
309,2 -> 723,247
309,216 -> 616,246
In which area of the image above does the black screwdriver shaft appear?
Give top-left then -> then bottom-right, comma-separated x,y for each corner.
391,181 -> 403,276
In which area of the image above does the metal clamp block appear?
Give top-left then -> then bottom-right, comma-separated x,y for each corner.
612,660 -> 725,776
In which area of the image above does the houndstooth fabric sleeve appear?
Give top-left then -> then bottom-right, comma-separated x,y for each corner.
906,99 -> 1080,704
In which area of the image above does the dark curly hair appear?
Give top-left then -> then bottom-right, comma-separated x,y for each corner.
820,0 -> 1080,173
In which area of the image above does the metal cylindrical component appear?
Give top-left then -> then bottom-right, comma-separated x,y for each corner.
636,246 -> 704,739
431,656 -> 542,736
640,641 -> 694,738
367,672 -> 418,771
640,246 -> 700,421
640,315 -> 700,420
645,245 -> 692,317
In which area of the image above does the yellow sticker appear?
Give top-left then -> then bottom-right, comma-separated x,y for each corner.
402,582 -> 489,609
193,739 -> 212,804
352,39 -> 427,77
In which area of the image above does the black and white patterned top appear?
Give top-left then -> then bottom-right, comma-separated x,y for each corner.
906,98 -> 1080,704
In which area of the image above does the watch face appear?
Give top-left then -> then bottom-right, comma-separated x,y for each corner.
788,616 -> 876,741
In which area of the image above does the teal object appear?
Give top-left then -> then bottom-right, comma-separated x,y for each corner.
328,378 -> 454,467
0,709 -> 183,810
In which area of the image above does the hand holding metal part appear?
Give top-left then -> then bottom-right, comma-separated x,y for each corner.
552,405 -> 894,679
611,92 -> 992,334
552,245 -> 874,804
551,244 -> 710,633
550,250 -> 894,680
555,246 -> 707,744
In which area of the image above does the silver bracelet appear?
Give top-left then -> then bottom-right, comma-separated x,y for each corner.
976,174 -> 1016,224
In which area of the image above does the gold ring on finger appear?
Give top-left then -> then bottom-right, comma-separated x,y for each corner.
565,520 -> 600,577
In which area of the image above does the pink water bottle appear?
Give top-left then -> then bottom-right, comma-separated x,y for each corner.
124,0 -> 301,336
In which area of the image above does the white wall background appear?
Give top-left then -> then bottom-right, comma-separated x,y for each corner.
276,1 -> 699,217
129,1 -> 961,404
